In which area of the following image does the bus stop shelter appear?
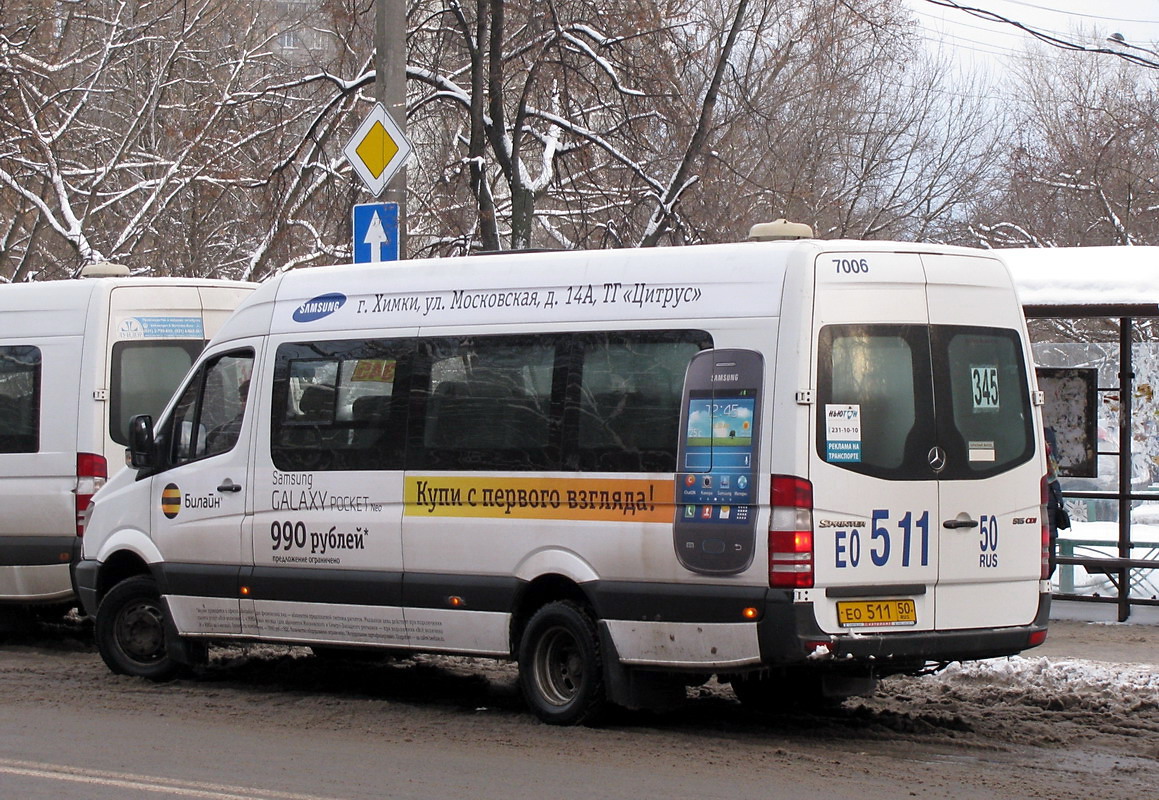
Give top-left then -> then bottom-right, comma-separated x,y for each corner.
1003,246 -> 1159,621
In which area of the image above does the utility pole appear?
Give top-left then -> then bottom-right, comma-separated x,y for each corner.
374,0 -> 407,258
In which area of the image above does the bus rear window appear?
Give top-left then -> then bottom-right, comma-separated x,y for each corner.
816,325 -> 933,479
933,326 -> 1034,478
111,341 -> 204,446
817,324 -> 1033,480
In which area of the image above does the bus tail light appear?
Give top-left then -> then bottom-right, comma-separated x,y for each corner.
769,475 -> 814,588
76,452 -> 108,537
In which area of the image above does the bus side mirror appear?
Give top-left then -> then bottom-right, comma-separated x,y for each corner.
129,414 -> 156,469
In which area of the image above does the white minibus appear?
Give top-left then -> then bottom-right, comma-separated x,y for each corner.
75,236 -> 1051,724
0,267 -> 254,621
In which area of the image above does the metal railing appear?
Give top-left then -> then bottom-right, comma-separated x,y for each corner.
1054,533 -> 1159,620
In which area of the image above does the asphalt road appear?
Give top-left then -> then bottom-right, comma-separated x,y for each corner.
1,615 -> 1156,800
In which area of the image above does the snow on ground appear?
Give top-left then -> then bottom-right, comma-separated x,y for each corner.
944,655 -> 1159,707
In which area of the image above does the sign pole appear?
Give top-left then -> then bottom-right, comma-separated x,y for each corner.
374,0 -> 407,259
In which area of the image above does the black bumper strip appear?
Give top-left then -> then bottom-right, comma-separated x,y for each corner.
403,572 -> 520,614
245,566 -> 403,606
73,559 -> 101,616
159,563 -> 241,599
590,580 -> 774,623
0,535 -> 75,567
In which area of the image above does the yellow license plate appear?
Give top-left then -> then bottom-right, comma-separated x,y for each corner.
836,599 -> 917,628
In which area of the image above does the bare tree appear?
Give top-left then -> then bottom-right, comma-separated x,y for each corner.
0,0 -> 367,281
663,0 -> 1007,244
968,47 -> 1159,248
404,0 -> 697,253
405,0 -> 974,252
0,0 -> 1044,280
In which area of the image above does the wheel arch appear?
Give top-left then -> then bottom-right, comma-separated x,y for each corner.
94,547 -> 156,608
510,547 -> 600,653
509,573 -> 595,657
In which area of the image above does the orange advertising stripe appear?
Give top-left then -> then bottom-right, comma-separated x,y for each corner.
405,476 -> 676,522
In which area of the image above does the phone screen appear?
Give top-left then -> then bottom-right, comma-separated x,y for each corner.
678,391 -> 757,521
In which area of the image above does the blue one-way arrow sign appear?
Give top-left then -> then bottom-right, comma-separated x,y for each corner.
352,202 -> 399,263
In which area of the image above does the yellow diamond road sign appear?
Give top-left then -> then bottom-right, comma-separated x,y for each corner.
356,123 -> 398,180
344,103 -> 413,197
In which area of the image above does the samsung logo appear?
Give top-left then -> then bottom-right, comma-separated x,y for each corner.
293,293 -> 346,323
711,373 -> 739,382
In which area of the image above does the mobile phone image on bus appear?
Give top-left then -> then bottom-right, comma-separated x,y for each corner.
673,348 -> 763,575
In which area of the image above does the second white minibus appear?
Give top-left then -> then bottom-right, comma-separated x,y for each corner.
0,269 -> 254,622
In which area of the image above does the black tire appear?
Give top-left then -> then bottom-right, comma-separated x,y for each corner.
518,600 -> 607,725
95,575 -> 180,681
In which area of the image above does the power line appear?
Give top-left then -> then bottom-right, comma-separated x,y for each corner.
997,0 -> 1159,27
910,8 -> 1121,65
913,6 -> 1071,46
920,0 -> 1159,69
915,19 -> 1135,63
917,29 -> 1019,60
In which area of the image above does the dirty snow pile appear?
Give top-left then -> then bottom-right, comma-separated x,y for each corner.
932,655 -> 1159,712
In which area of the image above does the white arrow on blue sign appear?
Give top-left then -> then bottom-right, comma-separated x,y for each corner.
352,202 -> 399,263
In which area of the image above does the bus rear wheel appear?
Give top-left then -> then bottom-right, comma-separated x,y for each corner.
95,575 -> 179,681
518,600 -> 607,725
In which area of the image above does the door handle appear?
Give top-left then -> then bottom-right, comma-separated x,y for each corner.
942,515 -> 979,530
217,480 -> 243,493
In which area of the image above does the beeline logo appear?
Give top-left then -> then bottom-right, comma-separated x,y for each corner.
293,292 -> 347,323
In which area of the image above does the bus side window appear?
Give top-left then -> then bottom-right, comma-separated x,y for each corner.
573,333 -> 709,472
168,350 -> 254,466
418,337 -> 555,471
0,345 -> 40,454
271,341 -> 407,472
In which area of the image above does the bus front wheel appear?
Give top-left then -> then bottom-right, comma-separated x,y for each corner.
95,575 -> 179,681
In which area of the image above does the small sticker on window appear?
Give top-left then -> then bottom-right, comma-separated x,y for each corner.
825,404 -> 862,462
117,316 -> 204,340
351,359 -> 396,382
968,441 -> 996,462
971,365 -> 1000,411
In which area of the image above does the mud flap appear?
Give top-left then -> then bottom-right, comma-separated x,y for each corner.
160,597 -> 208,668
598,622 -> 686,713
